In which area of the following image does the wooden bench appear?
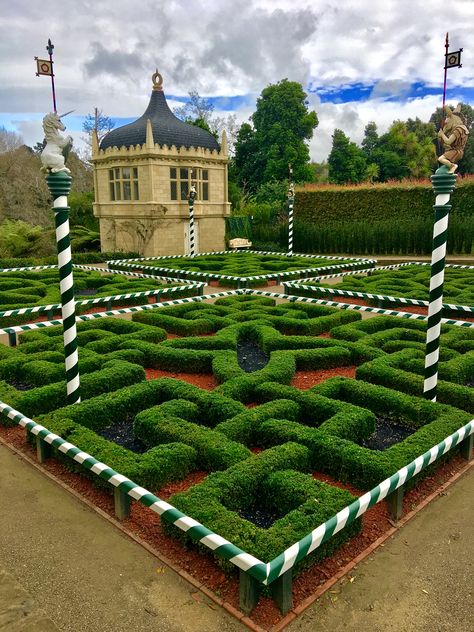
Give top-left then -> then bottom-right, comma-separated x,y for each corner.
229,238 -> 252,250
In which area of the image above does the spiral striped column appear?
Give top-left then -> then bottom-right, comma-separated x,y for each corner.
188,183 -> 196,257
287,186 -> 294,256
423,166 -> 457,401
46,172 -> 81,405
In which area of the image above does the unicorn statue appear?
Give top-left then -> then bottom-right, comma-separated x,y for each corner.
40,112 -> 73,174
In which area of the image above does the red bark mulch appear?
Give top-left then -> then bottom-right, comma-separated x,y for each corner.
144,368 -> 218,391
291,366 -> 357,390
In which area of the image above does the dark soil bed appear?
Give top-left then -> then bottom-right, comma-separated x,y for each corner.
7,379 -> 35,391
237,506 -> 279,529
75,288 -> 98,296
98,415 -> 147,454
361,415 -> 415,451
236,339 -> 269,372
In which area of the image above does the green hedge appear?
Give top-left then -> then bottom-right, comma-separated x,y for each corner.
256,378 -> 469,490
168,443 -> 360,571
356,351 -> 474,413
35,415 -> 197,490
134,402 -> 251,470
16,360 -> 145,417
295,180 -> 474,222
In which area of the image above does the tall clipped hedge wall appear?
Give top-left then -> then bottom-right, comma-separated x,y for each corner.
295,179 -> 474,222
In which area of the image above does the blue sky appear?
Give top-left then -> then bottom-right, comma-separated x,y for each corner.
0,0 -> 473,160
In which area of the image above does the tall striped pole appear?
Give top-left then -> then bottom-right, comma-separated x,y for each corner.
46,172 -> 81,404
423,165 -> 457,401
287,165 -> 294,256
188,171 -> 196,257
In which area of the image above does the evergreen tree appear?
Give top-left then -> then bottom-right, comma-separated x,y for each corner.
328,129 -> 367,184
361,121 -> 378,161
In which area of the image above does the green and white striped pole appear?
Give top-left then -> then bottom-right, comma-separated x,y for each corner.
287,164 -> 294,255
423,165 -> 457,401
188,171 -> 196,257
46,171 -> 81,404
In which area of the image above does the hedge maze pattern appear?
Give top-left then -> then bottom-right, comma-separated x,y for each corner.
0,296 -> 472,578
295,265 -> 474,314
0,268 -> 199,326
110,251 -> 370,287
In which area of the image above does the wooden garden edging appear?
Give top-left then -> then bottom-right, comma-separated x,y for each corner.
106,250 -> 377,288
0,397 -> 471,615
283,282 -> 474,315
0,283 -> 205,323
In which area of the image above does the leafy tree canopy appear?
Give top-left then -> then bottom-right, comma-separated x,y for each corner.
233,79 -> 318,192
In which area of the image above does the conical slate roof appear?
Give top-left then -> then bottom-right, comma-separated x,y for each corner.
100,71 -> 220,152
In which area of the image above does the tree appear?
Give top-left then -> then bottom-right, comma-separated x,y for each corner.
82,107 -> 115,143
406,117 -> 436,143
233,79 -> 318,191
365,162 -> 380,183
328,129 -> 367,184
174,90 -> 214,124
370,121 -> 436,181
361,122 -> 379,162
0,127 -> 23,153
174,92 -> 239,154
310,161 -> 329,183
430,104 -> 474,174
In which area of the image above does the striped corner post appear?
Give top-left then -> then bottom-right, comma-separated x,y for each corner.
423,165 -> 457,401
287,180 -> 295,256
46,171 -> 81,405
188,181 -> 196,257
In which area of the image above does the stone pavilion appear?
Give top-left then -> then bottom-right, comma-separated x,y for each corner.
91,70 -> 230,256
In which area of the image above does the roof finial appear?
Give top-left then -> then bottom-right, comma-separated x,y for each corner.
152,68 -> 163,91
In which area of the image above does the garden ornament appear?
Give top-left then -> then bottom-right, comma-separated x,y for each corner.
437,103 -> 469,173
40,112 -> 73,174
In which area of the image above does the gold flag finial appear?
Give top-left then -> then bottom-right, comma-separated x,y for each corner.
152,68 -> 163,91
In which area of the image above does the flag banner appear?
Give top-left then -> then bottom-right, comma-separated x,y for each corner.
35,58 -> 53,76
445,49 -> 462,69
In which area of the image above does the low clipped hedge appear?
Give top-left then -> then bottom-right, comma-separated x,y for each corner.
0,268 -> 197,327
301,266 -> 474,309
16,361 -> 145,417
28,414 -> 197,491
168,443 -> 361,572
112,252 -> 362,287
356,350 -> 474,413
257,378 -> 470,490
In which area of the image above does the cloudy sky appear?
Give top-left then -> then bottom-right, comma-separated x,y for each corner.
1,0 -> 473,160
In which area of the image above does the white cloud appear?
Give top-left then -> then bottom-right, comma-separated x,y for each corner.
0,0 -> 472,162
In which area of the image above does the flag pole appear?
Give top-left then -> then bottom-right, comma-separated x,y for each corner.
441,32 -> 449,129
46,38 -> 57,113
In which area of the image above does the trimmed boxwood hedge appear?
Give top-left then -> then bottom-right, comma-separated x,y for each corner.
0,268 -> 197,327
168,443 -> 361,571
298,266 -> 474,310
356,350 -> 474,413
295,180 -> 474,222
112,252 -> 361,287
30,415 -> 197,491
257,378 -> 470,490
